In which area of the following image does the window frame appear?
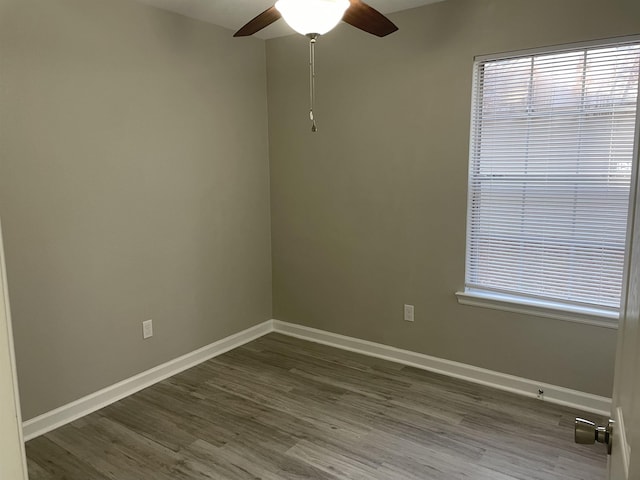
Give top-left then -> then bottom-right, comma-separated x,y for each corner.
456,35 -> 640,329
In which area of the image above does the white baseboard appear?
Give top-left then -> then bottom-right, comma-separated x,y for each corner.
613,406 -> 630,477
22,320 -> 274,441
24,318 -> 611,441
271,320 -> 612,416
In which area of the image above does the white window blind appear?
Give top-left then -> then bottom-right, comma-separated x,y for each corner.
465,39 -> 640,315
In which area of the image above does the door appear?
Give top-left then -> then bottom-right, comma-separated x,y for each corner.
0,219 -> 28,479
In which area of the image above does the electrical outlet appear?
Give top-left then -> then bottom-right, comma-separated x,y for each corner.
143,319 -> 153,339
404,304 -> 414,322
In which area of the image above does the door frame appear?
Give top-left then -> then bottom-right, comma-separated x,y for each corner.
0,219 -> 28,479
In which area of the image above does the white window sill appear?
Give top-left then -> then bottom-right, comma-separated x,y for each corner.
455,290 -> 619,329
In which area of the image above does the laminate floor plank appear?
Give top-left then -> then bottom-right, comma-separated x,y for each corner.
26,436 -> 112,480
25,458 -> 53,480
26,333 -> 607,479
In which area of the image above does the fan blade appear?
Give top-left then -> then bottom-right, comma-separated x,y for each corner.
342,0 -> 398,37
234,6 -> 281,37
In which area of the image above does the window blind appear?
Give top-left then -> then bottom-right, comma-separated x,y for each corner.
466,40 -> 640,314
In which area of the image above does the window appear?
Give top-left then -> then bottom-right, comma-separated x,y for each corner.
459,38 -> 640,324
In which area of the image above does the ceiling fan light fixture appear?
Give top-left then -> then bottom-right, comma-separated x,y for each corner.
275,0 -> 350,36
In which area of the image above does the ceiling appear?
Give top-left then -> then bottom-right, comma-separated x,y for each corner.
134,0 -> 445,39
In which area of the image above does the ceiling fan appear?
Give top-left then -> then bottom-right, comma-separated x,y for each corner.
234,0 -> 398,39
234,0 -> 399,132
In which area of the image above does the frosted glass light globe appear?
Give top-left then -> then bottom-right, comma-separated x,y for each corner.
275,0 -> 350,36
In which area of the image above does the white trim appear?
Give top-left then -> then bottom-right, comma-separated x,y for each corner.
614,406 -> 631,478
22,320 -> 274,441
272,320 -> 612,416
24,318 -> 612,441
455,290 -> 619,330
0,220 -> 28,479
475,34 -> 640,62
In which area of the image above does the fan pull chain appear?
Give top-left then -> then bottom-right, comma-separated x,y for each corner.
308,34 -> 318,133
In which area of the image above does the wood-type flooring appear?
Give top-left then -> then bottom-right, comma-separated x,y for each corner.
26,333 -> 608,479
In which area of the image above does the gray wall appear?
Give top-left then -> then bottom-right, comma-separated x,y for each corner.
267,0 -> 640,397
0,0 -> 272,419
2,0 -> 637,420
